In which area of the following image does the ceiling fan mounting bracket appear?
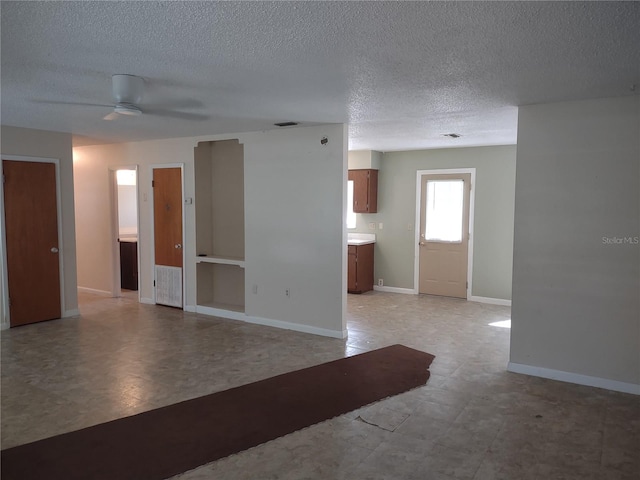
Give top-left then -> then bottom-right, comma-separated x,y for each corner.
114,103 -> 142,116
112,74 -> 144,105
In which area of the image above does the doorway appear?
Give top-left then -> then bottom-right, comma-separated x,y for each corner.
112,168 -> 139,297
414,169 -> 475,299
2,158 -> 63,326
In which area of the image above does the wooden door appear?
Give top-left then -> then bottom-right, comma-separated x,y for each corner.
418,173 -> 471,298
153,167 -> 183,307
3,160 -> 61,326
153,168 -> 183,268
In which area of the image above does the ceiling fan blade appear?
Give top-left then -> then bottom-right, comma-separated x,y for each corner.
144,108 -> 209,121
145,99 -> 204,110
33,99 -> 112,108
103,111 -> 120,121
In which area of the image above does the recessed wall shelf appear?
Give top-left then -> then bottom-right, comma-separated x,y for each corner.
194,139 -> 245,314
196,255 -> 245,268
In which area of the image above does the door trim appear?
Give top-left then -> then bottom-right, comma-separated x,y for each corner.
413,168 -> 476,298
108,165 -> 140,300
0,155 -> 66,329
149,163 -> 185,308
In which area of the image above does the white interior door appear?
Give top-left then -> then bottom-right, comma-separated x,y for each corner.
418,173 -> 471,298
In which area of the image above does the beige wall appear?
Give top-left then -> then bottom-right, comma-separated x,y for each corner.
74,137 -> 199,299
349,146 -> 517,300
74,124 -> 347,337
74,143 -> 129,294
511,96 -> 640,391
1,125 -> 79,324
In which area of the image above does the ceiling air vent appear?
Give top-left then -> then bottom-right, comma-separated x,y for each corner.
443,133 -> 462,138
274,122 -> 298,127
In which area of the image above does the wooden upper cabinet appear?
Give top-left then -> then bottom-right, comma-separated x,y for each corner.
349,169 -> 378,213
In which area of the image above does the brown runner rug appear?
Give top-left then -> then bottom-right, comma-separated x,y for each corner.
1,344 -> 435,480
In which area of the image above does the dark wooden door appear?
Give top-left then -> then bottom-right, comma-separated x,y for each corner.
3,160 -> 61,326
153,168 -> 183,268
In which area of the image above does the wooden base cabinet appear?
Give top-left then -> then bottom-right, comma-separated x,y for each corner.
348,243 -> 374,294
119,241 -> 138,291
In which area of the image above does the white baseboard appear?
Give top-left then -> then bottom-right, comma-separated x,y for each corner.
508,362 -> 640,395
140,297 -> 154,305
77,287 -> 112,296
63,308 -> 80,318
469,295 -> 512,306
373,285 -> 416,295
184,305 -> 196,313
195,305 -> 347,339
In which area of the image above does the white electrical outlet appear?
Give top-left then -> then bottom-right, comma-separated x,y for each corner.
368,222 -> 376,230
285,288 -> 290,298
252,284 -> 258,294
378,222 -> 383,230
378,279 -> 384,286
407,223 -> 413,231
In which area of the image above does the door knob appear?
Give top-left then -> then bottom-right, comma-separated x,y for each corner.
175,244 -> 182,249
51,247 -> 59,253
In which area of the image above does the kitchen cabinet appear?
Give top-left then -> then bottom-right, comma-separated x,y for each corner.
119,240 -> 138,290
348,169 -> 378,213
348,243 -> 374,293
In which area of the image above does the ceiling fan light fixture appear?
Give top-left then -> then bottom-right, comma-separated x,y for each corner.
114,103 -> 142,116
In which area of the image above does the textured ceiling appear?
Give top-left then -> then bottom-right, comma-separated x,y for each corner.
1,1 -> 639,151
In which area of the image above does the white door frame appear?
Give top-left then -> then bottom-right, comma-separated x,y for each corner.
108,165 -> 141,300
0,155 -> 66,329
414,168 -> 476,298
149,163 -> 186,308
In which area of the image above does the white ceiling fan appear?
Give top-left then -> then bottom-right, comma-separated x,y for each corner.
103,74 -> 145,120
35,74 -> 208,121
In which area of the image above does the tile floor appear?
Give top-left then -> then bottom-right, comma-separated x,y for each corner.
1,291 -> 638,479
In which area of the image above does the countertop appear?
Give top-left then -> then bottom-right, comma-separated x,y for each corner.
348,233 -> 376,246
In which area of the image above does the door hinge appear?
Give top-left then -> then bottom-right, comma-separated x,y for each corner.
152,180 -> 155,187
2,174 -> 5,184
466,282 -> 468,289
153,280 -> 156,287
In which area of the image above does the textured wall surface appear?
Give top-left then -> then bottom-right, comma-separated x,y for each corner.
511,96 -> 640,387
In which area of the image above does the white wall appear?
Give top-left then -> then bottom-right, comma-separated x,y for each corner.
1,126 -> 79,323
117,184 -> 138,237
243,124 -> 347,335
510,96 -> 640,393
349,150 -> 382,170
74,124 -> 347,337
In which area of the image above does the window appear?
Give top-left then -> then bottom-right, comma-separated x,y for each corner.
347,180 -> 356,229
424,179 -> 464,242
